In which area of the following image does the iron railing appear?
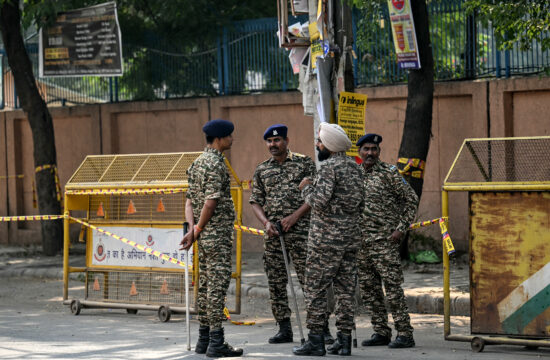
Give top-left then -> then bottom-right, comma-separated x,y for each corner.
1,2 -> 549,109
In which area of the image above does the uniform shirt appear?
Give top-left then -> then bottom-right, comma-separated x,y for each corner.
362,159 -> 419,241
302,152 -> 365,246
186,147 -> 235,228
250,150 -> 316,234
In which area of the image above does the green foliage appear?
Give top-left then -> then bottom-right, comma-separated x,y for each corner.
464,0 -> 550,51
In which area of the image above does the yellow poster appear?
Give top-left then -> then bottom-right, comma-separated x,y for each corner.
310,40 -> 323,69
337,92 -> 367,156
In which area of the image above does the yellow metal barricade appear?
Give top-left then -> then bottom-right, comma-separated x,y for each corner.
62,152 -> 244,321
442,136 -> 550,352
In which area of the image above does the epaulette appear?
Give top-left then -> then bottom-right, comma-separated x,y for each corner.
293,152 -> 305,157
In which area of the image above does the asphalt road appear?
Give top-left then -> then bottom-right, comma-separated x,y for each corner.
0,278 -> 548,359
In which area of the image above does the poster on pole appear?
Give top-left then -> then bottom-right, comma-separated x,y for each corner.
39,2 -> 123,77
337,92 -> 367,156
387,0 -> 421,69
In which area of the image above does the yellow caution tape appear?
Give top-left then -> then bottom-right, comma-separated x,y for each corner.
397,158 -> 426,179
438,218 -> 456,256
35,164 -> 62,203
408,216 -> 455,256
234,224 -> 265,236
224,306 -> 255,326
65,188 -> 187,195
69,217 -> 192,270
0,174 -> 24,179
409,217 -> 448,230
0,215 -> 65,222
240,180 -> 253,190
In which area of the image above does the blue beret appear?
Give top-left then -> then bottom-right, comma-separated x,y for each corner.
202,119 -> 234,138
356,133 -> 383,147
263,124 -> 288,140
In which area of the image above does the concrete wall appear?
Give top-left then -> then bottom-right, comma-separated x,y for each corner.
1,76 -> 549,252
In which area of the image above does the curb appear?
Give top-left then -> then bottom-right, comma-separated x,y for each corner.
228,282 -> 470,317
1,266 -> 470,317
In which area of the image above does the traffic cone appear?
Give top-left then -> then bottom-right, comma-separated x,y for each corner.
93,277 -> 101,291
127,200 -> 137,214
129,281 -> 138,296
97,202 -> 105,217
160,279 -> 169,295
156,198 -> 165,213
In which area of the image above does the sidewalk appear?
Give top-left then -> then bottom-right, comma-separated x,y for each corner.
0,245 -> 470,316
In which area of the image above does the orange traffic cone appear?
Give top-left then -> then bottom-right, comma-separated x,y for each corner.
156,198 -> 165,213
160,280 -> 169,295
93,277 -> 101,291
127,200 -> 137,214
129,281 -> 138,296
97,202 -> 105,217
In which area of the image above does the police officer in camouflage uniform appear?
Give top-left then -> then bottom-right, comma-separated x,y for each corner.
250,124 -> 317,344
180,119 -> 243,358
356,133 -> 419,349
293,123 -> 365,357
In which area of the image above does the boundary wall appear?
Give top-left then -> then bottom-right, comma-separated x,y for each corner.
1,76 -> 549,252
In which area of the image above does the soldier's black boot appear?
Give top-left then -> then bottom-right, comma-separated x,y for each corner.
195,325 -> 210,354
205,328 -> 244,358
361,333 -> 391,346
268,318 -> 293,344
388,335 -> 415,348
327,331 -> 352,356
292,333 -> 326,356
323,321 -> 334,345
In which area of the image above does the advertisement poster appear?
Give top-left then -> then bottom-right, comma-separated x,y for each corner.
91,226 -> 192,269
387,0 -> 421,69
337,92 -> 367,156
39,2 -> 123,77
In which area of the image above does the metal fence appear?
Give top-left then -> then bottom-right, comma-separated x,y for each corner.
1,2 -> 549,108
352,0 -> 550,85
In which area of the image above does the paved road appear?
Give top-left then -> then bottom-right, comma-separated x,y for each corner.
1,278 -> 549,359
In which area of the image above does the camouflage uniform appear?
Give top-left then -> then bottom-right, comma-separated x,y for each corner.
358,159 -> 418,338
302,152 -> 365,335
250,150 -> 315,322
187,147 -> 235,330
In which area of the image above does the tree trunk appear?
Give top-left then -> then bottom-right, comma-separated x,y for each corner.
397,0 -> 434,259
0,2 -> 63,255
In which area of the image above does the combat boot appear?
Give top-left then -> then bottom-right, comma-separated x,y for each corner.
195,325 -> 210,354
292,333 -> 326,356
361,333 -> 390,346
205,328 -> 243,358
327,331 -> 352,356
323,321 -> 334,345
268,318 -> 293,343
388,335 -> 415,348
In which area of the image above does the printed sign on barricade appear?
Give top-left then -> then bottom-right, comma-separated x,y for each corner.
91,226 -> 191,269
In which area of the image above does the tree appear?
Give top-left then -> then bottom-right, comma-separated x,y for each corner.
0,0 -> 62,255
1,0 -> 276,255
465,0 -> 550,51
351,0 -> 434,259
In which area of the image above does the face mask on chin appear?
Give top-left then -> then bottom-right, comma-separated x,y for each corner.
316,146 -> 331,161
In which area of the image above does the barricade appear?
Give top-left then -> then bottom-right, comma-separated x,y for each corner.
61,152 -> 246,322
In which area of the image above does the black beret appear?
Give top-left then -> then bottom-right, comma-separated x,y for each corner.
263,124 -> 288,140
202,119 -> 234,138
356,133 -> 383,147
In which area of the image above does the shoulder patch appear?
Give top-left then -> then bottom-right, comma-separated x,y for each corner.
389,164 -> 397,171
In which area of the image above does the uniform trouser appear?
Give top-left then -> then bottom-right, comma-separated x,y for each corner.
263,231 -> 307,322
304,241 -> 357,335
196,227 -> 232,330
357,238 -> 413,337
